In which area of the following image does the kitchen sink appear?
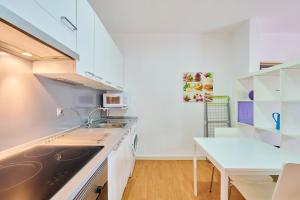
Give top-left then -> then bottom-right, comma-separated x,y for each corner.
87,122 -> 127,128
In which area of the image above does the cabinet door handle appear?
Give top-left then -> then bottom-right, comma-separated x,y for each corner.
106,81 -> 112,85
113,144 -> 119,151
85,71 -> 95,77
61,16 -> 77,31
117,86 -> 123,89
113,141 -> 121,151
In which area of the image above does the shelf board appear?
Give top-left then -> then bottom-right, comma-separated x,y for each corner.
237,99 -> 300,103
238,59 -> 300,80
254,100 -> 281,103
281,99 -> 300,103
103,106 -> 128,110
237,123 -> 281,136
237,99 -> 253,102
255,126 -> 281,134
237,76 -> 254,81
237,122 -> 253,127
281,132 -> 300,139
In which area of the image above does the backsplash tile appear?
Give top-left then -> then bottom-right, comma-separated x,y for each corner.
0,52 -> 100,151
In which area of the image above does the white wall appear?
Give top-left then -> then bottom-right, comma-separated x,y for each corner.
115,33 -> 248,158
249,18 -> 300,72
258,33 -> 300,62
230,21 -> 251,123
249,19 -> 262,72
0,52 -> 99,151
231,21 -> 250,70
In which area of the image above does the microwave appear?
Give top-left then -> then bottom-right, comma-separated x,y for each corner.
102,93 -> 127,108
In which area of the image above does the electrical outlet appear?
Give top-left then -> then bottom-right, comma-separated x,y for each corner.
56,108 -> 64,117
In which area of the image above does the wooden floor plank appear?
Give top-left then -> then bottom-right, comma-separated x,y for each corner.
122,160 -> 245,200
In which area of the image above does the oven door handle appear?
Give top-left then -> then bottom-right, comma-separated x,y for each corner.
95,186 -> 102,200
96,182 -> 108,200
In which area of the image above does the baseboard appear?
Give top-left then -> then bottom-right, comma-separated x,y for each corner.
136,155 -> 206,160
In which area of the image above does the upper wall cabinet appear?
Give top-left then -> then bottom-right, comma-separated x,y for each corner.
94,15 -> 107,82
75,0 -> 124,89
113,42 -> 124,88
94,14 -> 124,89
76,0 -> 95,77
0,0 -> 77,51
1,0 -> 124,90
34,0 -> 76,28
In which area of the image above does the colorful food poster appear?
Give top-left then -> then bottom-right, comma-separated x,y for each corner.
183,72 -> 213,103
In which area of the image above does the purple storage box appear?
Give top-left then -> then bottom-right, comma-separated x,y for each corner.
238,101 -> 253,125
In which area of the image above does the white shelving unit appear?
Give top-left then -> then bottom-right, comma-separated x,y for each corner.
235,59 -> 300,146
254,101 -> 281,132
254,75 -> 280,102
236,77 -> 253,101
281,68 -> 300,101
281,102 -> 300,138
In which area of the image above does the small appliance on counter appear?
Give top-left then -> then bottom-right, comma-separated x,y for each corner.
101,92 -> 128,108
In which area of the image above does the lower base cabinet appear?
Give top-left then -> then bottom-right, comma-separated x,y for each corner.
108,132 -> 132,200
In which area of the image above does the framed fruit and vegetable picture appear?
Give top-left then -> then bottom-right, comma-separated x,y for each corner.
183,72 -> 213,103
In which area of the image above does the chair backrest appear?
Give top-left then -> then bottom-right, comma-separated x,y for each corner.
272,163 -> 300,200
214,127 -> 241,138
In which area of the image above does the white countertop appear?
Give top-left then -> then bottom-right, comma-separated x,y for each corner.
0,118 -> 137,200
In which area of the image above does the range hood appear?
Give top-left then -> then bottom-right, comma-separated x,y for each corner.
0,5 -> 120,91
0,5 -> 78,60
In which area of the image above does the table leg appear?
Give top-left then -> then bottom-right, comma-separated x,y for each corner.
193,142 -> 198,196
221,171 -> 229,200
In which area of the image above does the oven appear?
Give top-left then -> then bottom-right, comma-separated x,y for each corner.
74,159 -> 108,200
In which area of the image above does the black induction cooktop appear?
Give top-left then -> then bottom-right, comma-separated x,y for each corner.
0,145 -> 103,200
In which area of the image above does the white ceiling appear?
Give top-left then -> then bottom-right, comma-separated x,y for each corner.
89,0 -> 300,35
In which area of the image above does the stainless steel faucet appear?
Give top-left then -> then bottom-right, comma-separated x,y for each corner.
86,106 -> 108,127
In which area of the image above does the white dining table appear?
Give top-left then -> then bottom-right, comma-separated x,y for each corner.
193,137 -> 300,200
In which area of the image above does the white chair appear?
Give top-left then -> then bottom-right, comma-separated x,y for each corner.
209,128 -> 273,192
232,163 -> 300,200
214,127 -> 241,137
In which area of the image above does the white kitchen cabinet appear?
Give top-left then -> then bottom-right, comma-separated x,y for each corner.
108,132 -> 132,200
76,0 -> 95,77
103,32 -> 115,85
0,0 -> 77,51
1,0 -> 124,90
109,39 -> 124,89
108,139 -> 125,200
34,0 -> 76,28
94,14 -> 124,89
108,145 -> 121,200
124,132 -> 132,182
77,0 -> 124,88
115,46 -> 124,88
120,132 -> 131,191
94,15 -> 107,81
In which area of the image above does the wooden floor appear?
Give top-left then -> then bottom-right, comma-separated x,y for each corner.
122,160 -> 245,200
